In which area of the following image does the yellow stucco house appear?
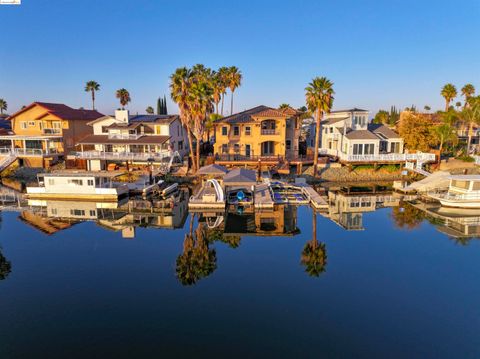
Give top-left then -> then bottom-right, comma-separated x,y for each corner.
213,105 -> 302,165
0,102 -> 103,167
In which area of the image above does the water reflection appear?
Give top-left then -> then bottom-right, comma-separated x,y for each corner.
301,210 -> 327,277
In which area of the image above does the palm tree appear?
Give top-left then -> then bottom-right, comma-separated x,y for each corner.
0,99 -> 7,115
435,110 -> 459,162
115,88 -> 131,109
441,83 -> 457,111
455,101 -> 462,111
0,248 -> 11,281
227,66 -> 242,115
305,76 -> 335,177
211,71 -> 223,115
279,103 -> 291,109
461,96 -> 480,153
84,81 -> 100,110
424,105 -> 431,112
170,67 -> 197,171
145,106 -> 154,114
461,84 -> 475,109
218,66 -> 229,116
301,211 -> 327,277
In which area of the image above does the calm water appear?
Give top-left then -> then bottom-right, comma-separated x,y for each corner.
1,191 -> 480,358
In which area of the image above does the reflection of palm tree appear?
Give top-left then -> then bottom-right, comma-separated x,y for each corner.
301,211 -> 327,277
390,203 -> 425,230
176,215 -> 217,286
0,248 -> 12,281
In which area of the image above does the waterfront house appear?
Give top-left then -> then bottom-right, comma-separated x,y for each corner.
319,108 -> 434,166
74,110 -> 188,171
213,105 -> 306,167
0,102 -> 103,168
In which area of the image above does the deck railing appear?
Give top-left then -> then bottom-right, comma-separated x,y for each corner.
215,154 -> 284,162
74,150 -> 171,162
318,148 -> 436,162
107,133 -> 142,140
0,147 -> 60,156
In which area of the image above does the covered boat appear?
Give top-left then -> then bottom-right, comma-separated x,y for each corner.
428,175 -> 480,208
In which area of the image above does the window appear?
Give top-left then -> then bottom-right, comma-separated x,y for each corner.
68,179 -> 83,186
234,144 -> 240,153
222,126 -> 228,136
89,210 -> 96,216
28,121 -> 35,126
245,126 -> 251,136
177,125 -> 180,136
286,140 -> 291,150
53,122 -> 62,129
101,126 -> 109,134
48,179 -> 55,186
178,141 -> 183,150
87,179 -> 94,186
70,209 -> 86,216
364,143 -> 374,155
233,126 -> 239,136
221,144 -> 228,154
20,121 -> 27,129
286,120 -> 291,129
51,208 -> 58,215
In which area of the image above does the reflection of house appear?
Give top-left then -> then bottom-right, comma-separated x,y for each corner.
0,102 -> 103,167
74,110 -> 188,170
213,105 -> 305,166
18,210 -> 75,235
224,205 -> 299,237
325,189 -> 408,230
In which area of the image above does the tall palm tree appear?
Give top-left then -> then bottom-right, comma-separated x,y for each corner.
279,103 -> 291,109
455,101 -> 462,111
218,66 -> 229,116
441,83 -> 457,111
305,76 -> 335,177
170,67 -> 196,171
85,81 -> 100,110
461,84 -> 475,109
0,99 -> 7,115
301,211 -> 327,277
0,248 -> 11,281
115,88 -> 131,109
227,66 -> 242,115
145,106 -> 154,114
461,96 -> 480,153
211,71 -> 223,114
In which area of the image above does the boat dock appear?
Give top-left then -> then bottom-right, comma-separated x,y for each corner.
254,183 -> 274,210
299,184 -> 328,210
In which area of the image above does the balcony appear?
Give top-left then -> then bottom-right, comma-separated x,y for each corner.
74,150 -> 171,162
107,133 -> 142,140
318,148 -> 436,163
261,129 -> 279,136
42,128 -> 62,135
0,147 -> 61,157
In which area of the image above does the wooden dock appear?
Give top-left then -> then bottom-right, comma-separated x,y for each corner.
299,184 -> 328,210
254,183 -> 274,209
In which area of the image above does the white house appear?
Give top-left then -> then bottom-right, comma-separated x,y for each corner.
74,110 -> 188,170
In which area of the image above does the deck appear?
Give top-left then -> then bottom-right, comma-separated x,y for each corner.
319,149 -> 436,164
254,183 -> 274,209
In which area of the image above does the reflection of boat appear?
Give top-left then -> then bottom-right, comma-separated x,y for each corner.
189,179 -> 225,210
428,175 -> 480,208
142,180 -> 178,198
269,181 -> 309,204
26,171 -> 128,201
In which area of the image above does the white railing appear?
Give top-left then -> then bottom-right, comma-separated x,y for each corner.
435,192 -> 480,201
0,147 -> 61,156
42,128 -> 62,135
107,133 -> 142,140
319,148 -> 436,163
74,150 -> 171,162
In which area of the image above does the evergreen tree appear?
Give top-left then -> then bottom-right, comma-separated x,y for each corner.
157,97 -> 161,115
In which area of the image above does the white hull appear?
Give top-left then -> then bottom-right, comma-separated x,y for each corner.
438,198 -> 480,209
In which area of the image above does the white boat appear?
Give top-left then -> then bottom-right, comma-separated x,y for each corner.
141,180 -> 178,198
428,175 -> 480,208
26,171 -> 128,201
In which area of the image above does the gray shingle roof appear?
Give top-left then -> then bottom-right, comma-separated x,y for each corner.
368,124 -> 401,139
196,164 -> 228,175
223,168 -> 257,184
345,129 -> 379,140
330,108 -> 368,113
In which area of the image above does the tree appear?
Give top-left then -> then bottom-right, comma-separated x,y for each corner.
398,112 -> 437,152
145,106 -> 154,114
218,66 -> 229,116
227,66 -> 242,115
211,71 -> 223,114
424,105 -> 431,112
301,211 -> 327,277
170,67 -> 197,171
390,203 -> 425,230
461,96 -> 480,153
0,248 -> 11,281
84,81 -> 100,110
441,83 -> 457,112
157,97 -> 162,115
373,110 -> 389,124
434,121 -> 458,162
461,84 -> 475,109
455,101 -> 462,111
279,103 -> 291,109
305,76 -> 335,176
115,88 -> 131,109
0,99 -> 7,115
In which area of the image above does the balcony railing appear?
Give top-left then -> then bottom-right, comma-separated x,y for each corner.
215,154 -> 284,162
318,148 -> 436,163
74,150 -> 171,161
261,129 -> 279,135
0,147 -> 61,156
107,133 -> 142,140
42,128 -> 62,135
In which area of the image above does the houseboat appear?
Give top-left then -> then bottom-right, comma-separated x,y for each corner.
428,175 -> 480,208
26,171 -> 128,201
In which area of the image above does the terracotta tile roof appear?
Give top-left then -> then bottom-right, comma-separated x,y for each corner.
7,102 -> 104,121
77,134 -> 170,145
279,106 -> 299,116
216,105 -> 289,124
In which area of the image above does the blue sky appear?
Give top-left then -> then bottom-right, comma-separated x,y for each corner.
0,0 -> 479,116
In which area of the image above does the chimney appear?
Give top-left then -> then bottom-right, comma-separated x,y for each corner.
115,109 -> 129,123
